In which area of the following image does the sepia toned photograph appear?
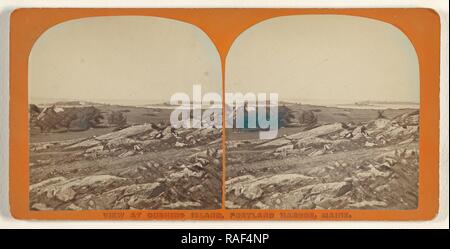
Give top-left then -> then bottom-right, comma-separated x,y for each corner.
27,14 -> 421,212
19,10 -> 435,216
4,2 -> 445,228
225,15 -> 420,210
28,16 -> 223,211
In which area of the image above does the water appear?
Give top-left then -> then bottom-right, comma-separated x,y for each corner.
282,99 -> 419,110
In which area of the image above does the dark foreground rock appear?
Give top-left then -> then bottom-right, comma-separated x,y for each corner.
29,124 -> 222,210
226,111 -> 419,210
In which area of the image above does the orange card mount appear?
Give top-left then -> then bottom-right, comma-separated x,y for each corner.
10,8 -> 440,220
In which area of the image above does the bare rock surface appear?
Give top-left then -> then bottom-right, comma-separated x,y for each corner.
226,111 -> 419,210
29,123 -> 223,210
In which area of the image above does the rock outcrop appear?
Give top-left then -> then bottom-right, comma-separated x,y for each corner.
226,110 -> 419,210
29,123 -> 223,210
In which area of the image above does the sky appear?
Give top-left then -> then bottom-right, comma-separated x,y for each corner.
29,16 -> 222,104
29,15 -> 419,105
226,15 -> 419,103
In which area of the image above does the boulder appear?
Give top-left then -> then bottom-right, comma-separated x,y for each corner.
29,177 -> 67,191
288,123 -> 343,140
106,137 -> 140,149
65,139 -> 101,150
256,137 -> 292,149
296,137 -> 332,149
96,124 -> 154,141
86,145 -> 104,153
227,174 -> 316,200
348,200 -> 387,209
31,203 -> 53,211
274,144 -> 294,153
162,201 -> 202,209
169,167 -> 204,180
30,175 -> 129,206
55,187 -> 77,202
368,118 -> 391,129
299,181 -> 352,198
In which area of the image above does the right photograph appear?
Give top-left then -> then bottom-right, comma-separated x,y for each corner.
224,15 -> 420,210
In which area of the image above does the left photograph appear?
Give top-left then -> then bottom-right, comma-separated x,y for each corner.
28,16 -> 223,210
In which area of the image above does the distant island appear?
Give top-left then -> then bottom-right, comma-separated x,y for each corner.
354,100 -> 419,106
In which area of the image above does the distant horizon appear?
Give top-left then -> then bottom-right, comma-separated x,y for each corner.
30,97 -> 420,110
30,16 -> 419,107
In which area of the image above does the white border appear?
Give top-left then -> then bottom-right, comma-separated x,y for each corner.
0,0 -> 448,229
